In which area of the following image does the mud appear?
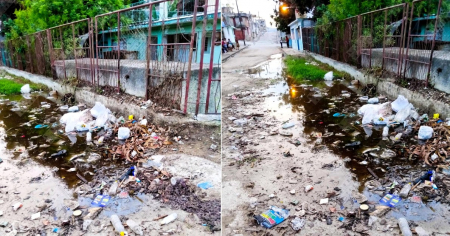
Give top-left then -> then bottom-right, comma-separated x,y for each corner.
222,30 -> 450,235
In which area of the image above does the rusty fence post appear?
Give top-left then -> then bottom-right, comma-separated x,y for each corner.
183,0 -> 199,114
205,0 -> 220,114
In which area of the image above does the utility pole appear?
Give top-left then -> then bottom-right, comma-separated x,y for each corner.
235,0 -> 246,46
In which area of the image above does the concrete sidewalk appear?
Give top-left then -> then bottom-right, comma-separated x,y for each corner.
222,45 -> 249,62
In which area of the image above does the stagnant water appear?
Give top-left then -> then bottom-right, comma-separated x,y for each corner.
0,93 -> 127,188
245,54 -> 450,222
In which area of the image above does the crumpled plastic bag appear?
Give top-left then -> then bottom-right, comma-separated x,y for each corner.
418,126 -> 433,140
394,103 -> 413,122
60,110 -> 93,133
90,102 -> 111,127
118,127 -> 130,140
20,84 -> 31,94
391,95 -> 409,112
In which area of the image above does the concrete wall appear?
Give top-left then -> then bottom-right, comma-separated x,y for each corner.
55,59 -> 220,113
308,52 -> 450,119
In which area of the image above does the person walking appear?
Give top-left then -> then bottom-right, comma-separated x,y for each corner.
285,35 -> 290,48
280,37 -> 284,48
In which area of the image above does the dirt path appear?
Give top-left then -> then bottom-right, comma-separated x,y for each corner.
221,28 -> 450,235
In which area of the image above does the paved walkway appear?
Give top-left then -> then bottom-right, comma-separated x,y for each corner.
280,47 -> 306,57
222,45 -> 249,62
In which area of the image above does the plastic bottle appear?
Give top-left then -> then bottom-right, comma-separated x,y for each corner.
160,213 -> 178,225
98,136 -> 104,144
86,132 -> 92,142
12,202 -> 22,211
108,181 -> 119,196
399,183 -> 412,198
126,219 -> 143,236
110,215 -> 126,235
398,218 -> 412,236
382,126 -> 389,137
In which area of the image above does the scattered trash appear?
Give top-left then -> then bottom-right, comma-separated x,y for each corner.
333,113 -> 346,117
359,204 -> 369,211
391,95 -> 409,112
118,127 -> 131,140
73,210 -> 82,216
197,182 -> 213,189
68,106 -> 79,112
91,195 -> 111,207
290,217 -> 305,231
50,150 -> 67,158
398,218 -> 413,236
20,84 -> 31,94
126,219 -> 144,236
282,123 -> 295,129
12,202 -> 22,211
410,196 -> 422,204
433,113 -> 439,119
304,185 -> 313,192
368,98 -> 379,104
418,126 -> 433,140
34,124 -> 48,129
160,213 -> 178,225
254,206 -> 289,228
111,214 -> 127,235
31,212 -> 40,220
319,198 -> 329,205
379,194 -> 401,207
338,216 -> 345,222
324,71 -> 333,81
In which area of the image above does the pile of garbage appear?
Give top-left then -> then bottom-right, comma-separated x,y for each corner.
122,165 -> 221,228
59,102 -> 176,162
358,95 -> 450,167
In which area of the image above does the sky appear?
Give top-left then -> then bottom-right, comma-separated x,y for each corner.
222,0 -> 278,27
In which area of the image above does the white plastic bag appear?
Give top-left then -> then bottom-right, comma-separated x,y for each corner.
418,126 -> 433,140
368,98 -> 379,104
60,110 -> 93,133
75,122 -> 90,132
90,102 -> 110,118
20,84 -> 31,94
391,95 -> 409,112
118,127 -> 131,140
68,106 -> 79,112
394,103 -> 413,122
362,109 -> 377,124
324,71 -> 333,81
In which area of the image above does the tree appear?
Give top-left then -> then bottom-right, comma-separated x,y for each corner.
7,0 -> 129,39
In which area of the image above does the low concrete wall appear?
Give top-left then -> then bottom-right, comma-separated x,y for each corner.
0,66 -> 221,125
308,52 -> 450,119
54,59 -> 221,114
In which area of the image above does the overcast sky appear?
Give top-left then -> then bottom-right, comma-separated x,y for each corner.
222,0 -> 278,27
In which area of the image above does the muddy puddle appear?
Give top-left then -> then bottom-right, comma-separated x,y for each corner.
248,54 -> 450,223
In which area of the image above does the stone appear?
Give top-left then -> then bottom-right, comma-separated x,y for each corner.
233,118 -> 248,126
63,199 -> 79,210
228,127 -> 243,133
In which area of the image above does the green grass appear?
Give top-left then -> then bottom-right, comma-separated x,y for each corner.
0,78 -> 47,95
285,56 -> 328,82
284,56 -> 351,83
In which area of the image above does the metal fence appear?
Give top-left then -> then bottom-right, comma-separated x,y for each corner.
302,0 -> 448,87
0,0 -> 221,115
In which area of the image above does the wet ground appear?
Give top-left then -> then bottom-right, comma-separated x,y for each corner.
0,92 -> 220,235
222,49 -> 450,235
